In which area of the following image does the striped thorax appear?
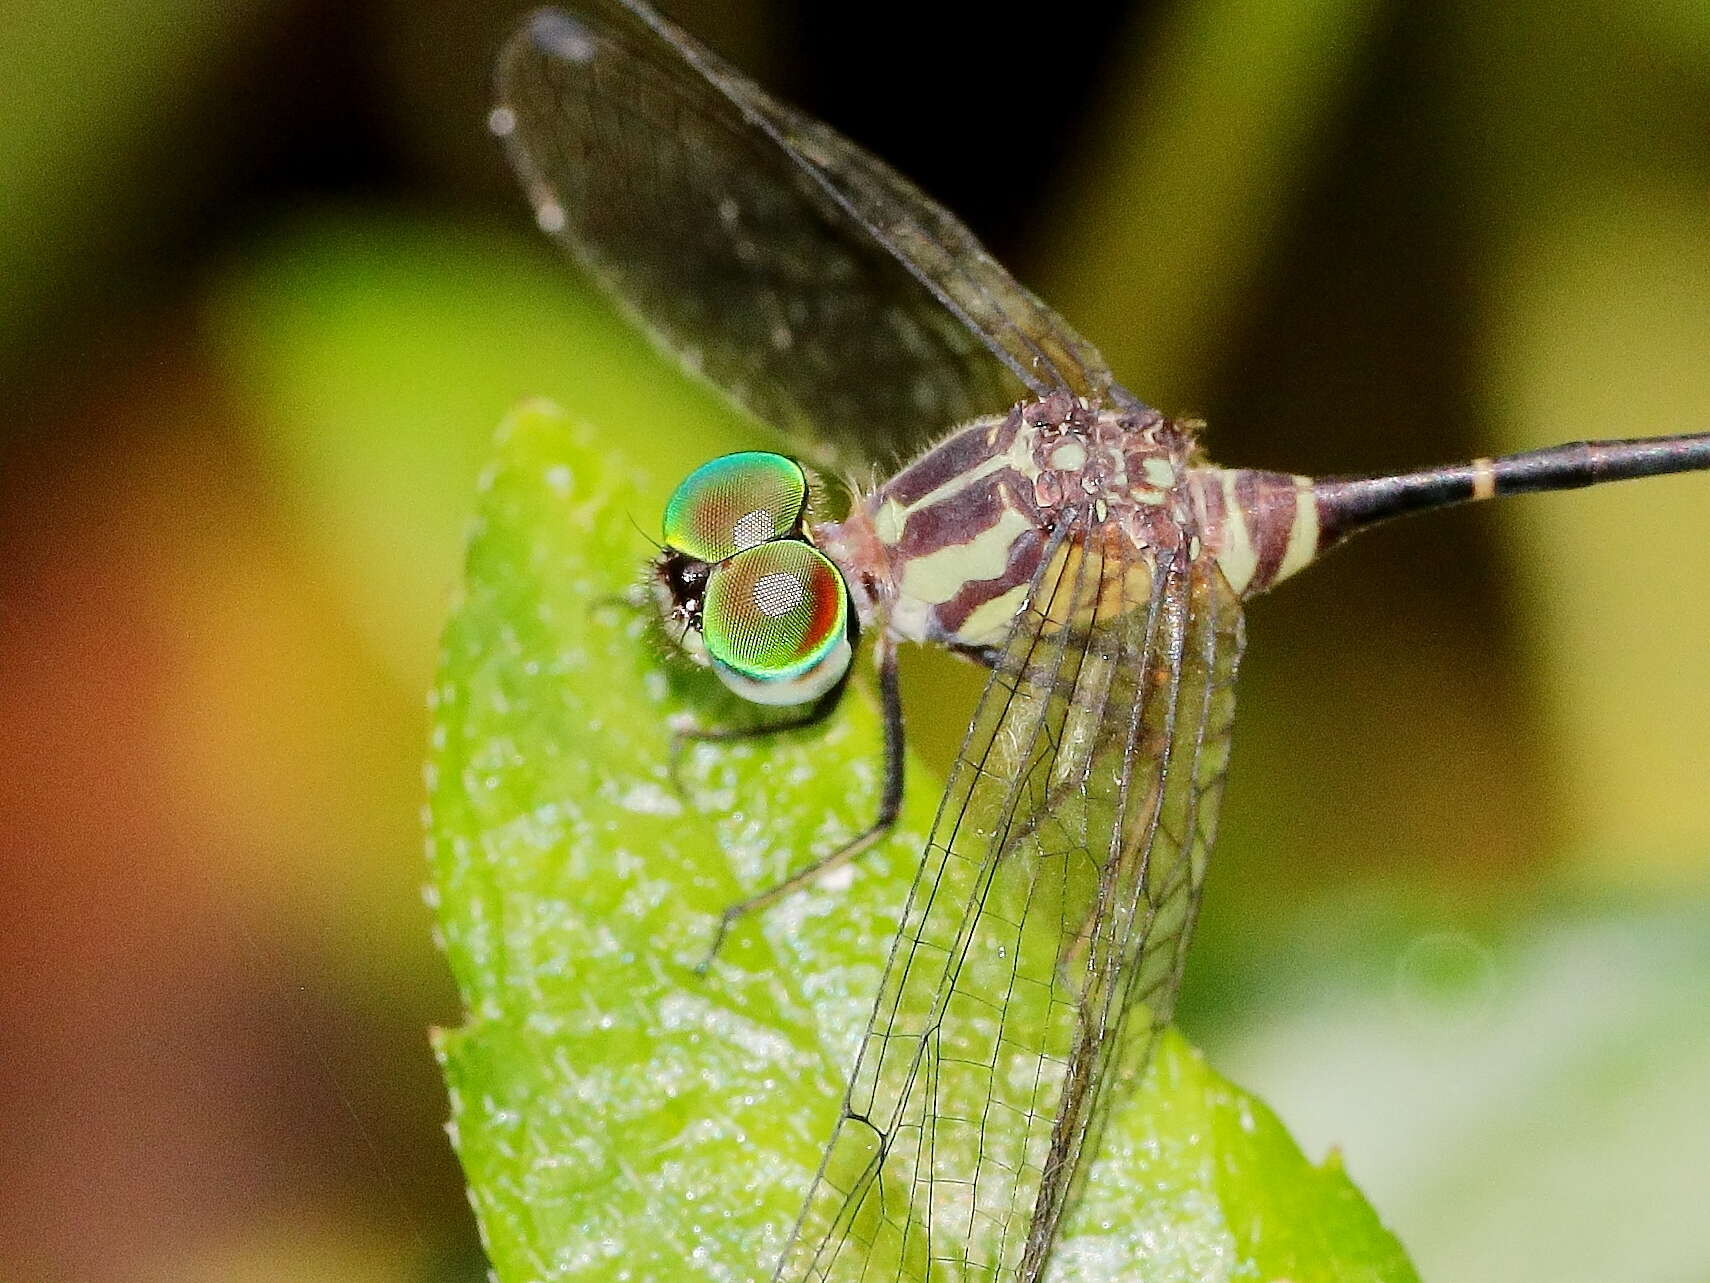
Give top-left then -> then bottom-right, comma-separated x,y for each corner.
816,392 -> 1200,655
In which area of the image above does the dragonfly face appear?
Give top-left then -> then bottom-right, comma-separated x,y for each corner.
491,2 -> 1710,1279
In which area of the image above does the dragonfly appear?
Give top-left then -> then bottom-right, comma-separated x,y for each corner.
489,3 -> 1710,1279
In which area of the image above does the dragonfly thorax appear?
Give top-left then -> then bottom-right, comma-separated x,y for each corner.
814,393 -> 1202,654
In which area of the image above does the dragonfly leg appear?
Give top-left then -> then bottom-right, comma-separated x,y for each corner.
696,641 -> 905,973
667,686 -> 845,800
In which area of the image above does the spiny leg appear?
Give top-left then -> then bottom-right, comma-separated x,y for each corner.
696,640 -> 905,972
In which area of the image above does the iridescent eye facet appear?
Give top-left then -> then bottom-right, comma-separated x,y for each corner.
662,451 -> 807,565
702,541 -> 851,704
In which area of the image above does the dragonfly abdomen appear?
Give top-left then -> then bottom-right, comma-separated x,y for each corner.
1190,467 -> 1320,598
1198,432 -> 1710,599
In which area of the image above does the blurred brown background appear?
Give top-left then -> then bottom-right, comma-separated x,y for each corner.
2,1 -> 1707,1280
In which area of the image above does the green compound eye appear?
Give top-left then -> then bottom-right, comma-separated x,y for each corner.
662,451 -> 807,565
702,541 -> 852,706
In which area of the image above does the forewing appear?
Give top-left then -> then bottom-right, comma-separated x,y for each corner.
773,524 -> 1245,1283
493,2 -> 1122,472
1018,545 -> 1243,1276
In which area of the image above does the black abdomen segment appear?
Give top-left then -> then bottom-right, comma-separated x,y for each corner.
1314,432 -> 1710,551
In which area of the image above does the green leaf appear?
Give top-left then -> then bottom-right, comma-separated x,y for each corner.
427,401 -> 1418,1282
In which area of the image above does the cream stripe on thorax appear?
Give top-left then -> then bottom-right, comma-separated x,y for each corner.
898,502 -> 1034,598
873,425 -> 1037,540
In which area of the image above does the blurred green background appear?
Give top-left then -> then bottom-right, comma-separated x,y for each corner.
2,0 -> 1707,1281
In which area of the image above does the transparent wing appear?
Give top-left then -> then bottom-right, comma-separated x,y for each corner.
774,523 -> 1244,1283
493,2 -> 1125,472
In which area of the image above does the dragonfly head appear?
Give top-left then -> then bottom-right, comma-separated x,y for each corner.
653,451 -> 854,707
